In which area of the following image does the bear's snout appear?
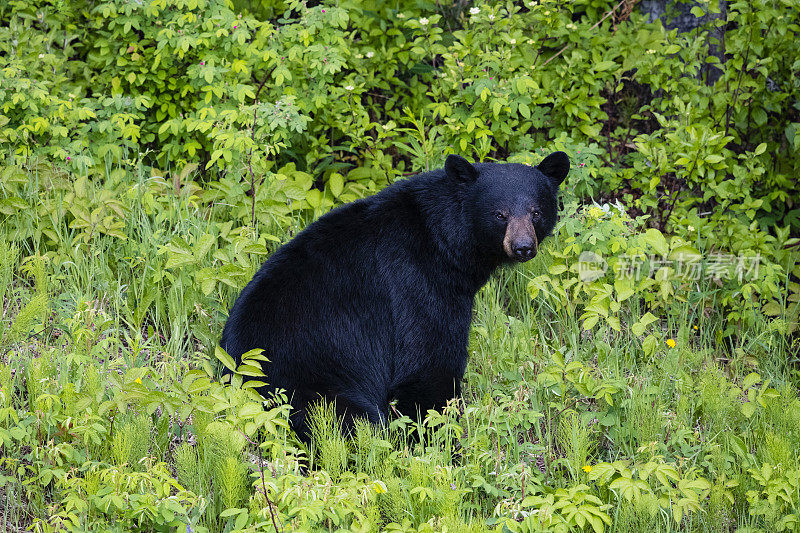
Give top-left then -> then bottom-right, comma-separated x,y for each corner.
503,217 -> 538,262
512,244 -> 536,262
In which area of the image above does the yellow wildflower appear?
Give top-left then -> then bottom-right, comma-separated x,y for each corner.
693,325 -> 698,331
582,465 -> 592,473
372,480 -> 388,494
134,377 -> 142,384
666,338 -> 676,348
587,206 -> 604,219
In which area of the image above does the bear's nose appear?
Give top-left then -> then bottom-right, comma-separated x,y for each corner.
513,245 -> 535,262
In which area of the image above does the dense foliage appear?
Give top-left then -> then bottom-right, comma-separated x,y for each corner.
0,0 -> 799,531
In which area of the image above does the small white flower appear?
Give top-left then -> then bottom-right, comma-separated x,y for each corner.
345,85 -> 354,91
510,38 -> 516,44
488,13 -> 495,20
419,17 -> 429,26
396,12 -> 405,18
566,23 -> 576,30
646,49 -> 656,54
366,51 -> 374,58
528,1 -> 537,6
688,225 -> 696,232
470,7 -> 480,15
527,39 -> 534,44
38,53 -> 45,58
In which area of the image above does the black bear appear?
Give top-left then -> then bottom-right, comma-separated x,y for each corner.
220,152 -> 569,443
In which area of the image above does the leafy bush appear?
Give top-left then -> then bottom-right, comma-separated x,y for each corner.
2,0 -> 798,238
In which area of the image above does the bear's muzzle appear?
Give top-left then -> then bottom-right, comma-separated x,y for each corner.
503,216 -> 538,262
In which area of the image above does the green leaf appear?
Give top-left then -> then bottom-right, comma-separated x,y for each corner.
668,244 -> 701,261
236,363 -> 265,377
329,173 -> 344,198
673,501 -> 683,524
193,233 -> 215,261
653,464 -> 680,487
742,372 -> 761,390
588,463 -> 616,485
196,269 -> 217,295
579,122 -> 601,137
0,197 -> 29,215
492,100 -> 502,118
306,189 -> 321,208
644,228 -> 669,256
614,279 -> 635,302
589,514 -> 604,533
582,313 -> 600,330
164,251 -> 194,269
238,403 -> 263,419
242,380 -> 268,390
642,335 -> 659,358
594,60 -> 617,72
632,313 -> 658,336
241,348 -> 268,362
215,346 -> 236,372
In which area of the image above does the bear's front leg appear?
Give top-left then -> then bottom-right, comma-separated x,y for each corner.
290,388 -> 388,445
393,370 -> 463,421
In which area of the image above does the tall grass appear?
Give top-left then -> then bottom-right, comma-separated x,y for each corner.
0,163 -> 797,532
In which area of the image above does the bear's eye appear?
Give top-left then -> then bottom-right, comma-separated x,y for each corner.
494,211 -> 507,221
531,210 -> 541,220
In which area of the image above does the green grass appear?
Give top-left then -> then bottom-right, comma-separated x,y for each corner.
0,164 -> 798,533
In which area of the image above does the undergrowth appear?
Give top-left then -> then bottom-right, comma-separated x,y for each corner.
0,162 -> 797,532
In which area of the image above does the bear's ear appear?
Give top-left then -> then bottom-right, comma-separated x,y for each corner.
445,154 -> 478,183
537,151 -> 570,186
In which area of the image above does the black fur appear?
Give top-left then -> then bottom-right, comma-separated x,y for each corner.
220,153 -> 568,443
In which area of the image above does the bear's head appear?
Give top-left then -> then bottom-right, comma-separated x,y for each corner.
445,152 -> 569,263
